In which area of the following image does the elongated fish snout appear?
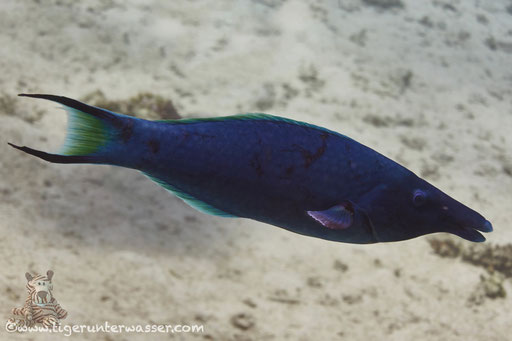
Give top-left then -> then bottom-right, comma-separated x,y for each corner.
428,185 -> 493,242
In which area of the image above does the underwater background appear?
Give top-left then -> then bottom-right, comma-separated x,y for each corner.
0,0 -> 511,340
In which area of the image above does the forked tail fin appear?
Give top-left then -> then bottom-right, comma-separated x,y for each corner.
7,143 -> 94,163
8,94 -> 134,165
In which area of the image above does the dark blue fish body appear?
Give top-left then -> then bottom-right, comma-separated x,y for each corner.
9,95 -> 493,244
131,119 -> 403,244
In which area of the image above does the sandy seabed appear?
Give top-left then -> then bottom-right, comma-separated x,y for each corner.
0,1 -> 511,340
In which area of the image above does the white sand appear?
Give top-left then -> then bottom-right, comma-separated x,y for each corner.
1,0 -> 511,340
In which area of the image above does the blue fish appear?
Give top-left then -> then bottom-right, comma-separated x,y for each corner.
9,94 -> 493,244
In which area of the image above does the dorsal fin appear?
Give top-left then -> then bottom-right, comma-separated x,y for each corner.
158,113 -> 349,138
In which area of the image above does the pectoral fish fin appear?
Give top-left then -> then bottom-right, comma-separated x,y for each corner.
142,173 -> 237,218
307,202 -> 355,230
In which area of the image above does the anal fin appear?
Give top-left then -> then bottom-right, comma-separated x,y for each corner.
142,172 -> 237,218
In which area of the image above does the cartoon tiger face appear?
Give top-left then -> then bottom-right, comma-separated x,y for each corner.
26,271 -> 54,305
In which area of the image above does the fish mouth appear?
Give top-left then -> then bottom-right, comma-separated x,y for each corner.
448,220 -> 493,243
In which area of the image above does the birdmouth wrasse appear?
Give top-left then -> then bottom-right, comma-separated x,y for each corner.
9,94 -> 493,244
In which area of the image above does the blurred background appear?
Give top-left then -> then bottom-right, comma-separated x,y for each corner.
0,0 -> 511,340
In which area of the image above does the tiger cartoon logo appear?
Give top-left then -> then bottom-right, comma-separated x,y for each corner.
8,270 -> 67,328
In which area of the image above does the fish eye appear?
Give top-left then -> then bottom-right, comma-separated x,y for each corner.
412,189 -> 427,207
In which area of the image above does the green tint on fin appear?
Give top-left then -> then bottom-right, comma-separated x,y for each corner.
157,113 -> 347,138
60,107 -> 109,155
157,113 -> 281,125
142,172 -> 237,218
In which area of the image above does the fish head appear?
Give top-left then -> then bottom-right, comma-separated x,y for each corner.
361,174 -> 492,243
